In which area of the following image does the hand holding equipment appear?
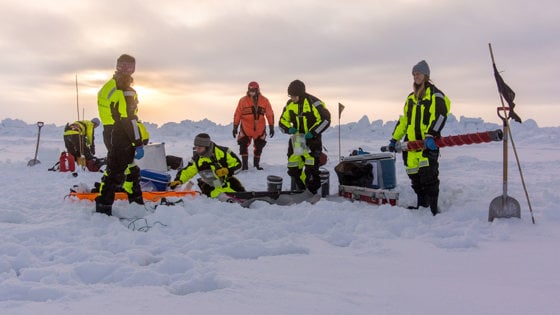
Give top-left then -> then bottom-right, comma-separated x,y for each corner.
215,167 -> 229,177
134,146 -> 144,160
424,137 -> 438,150
169,180 -> 182,189
77,156 -> 87,167
388,139 -> 397,152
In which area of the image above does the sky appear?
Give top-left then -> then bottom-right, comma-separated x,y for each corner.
1,0 -> 559,127
1,117 -> 559,314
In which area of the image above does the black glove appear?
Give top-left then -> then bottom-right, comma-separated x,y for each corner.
388,139 -> 397,152
233,125 -> 238,138
269,125 -> 274,138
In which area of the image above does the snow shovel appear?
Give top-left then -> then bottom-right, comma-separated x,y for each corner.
489,109 -> 520,222
27,121 -> 44,167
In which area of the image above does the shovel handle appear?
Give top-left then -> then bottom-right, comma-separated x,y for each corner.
496,107 -> 512,123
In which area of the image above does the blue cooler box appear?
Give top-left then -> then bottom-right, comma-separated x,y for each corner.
339,153 -> 396,189
140,169 -> 171,191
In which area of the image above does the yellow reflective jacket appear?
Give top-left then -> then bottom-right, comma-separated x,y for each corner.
279,94 -> 330,137
97,79 -> 117,126
63,120 -> 96,146
391,83 -> 450,173
176,144 -> 242,198
97,76 -> 142,147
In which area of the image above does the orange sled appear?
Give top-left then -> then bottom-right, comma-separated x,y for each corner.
67,190 -> 198,202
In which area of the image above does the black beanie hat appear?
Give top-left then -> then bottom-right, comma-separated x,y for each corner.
288,80 -> 306,97
194,133 -> 212,147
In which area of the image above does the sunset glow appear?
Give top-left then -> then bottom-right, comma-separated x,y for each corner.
0,1 -> 557,127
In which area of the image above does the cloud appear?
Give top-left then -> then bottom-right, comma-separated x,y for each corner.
1,0 -> 559,126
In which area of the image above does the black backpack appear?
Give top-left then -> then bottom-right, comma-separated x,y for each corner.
334,161 -> 373,187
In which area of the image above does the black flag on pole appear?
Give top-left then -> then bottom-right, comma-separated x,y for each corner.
493,63 -> 522,123
338,103 -> 345,119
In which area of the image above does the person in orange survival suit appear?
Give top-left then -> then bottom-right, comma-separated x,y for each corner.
232,81 -> 275,170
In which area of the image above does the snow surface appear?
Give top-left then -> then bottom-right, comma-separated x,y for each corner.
1,114 -> 559,315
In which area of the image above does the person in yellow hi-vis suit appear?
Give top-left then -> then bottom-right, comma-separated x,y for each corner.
95,54 -> 145,216
63,118 -> 100,166
388,60 -> 450,216
279,80 -> 331,195
169,133 -> 245,198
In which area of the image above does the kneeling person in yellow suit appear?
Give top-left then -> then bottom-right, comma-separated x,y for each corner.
169,133 -> 245,198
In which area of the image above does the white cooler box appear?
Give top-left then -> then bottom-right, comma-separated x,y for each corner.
135,143 -> 167,172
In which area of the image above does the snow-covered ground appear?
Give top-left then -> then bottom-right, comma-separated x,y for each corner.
1,115 -> 559,315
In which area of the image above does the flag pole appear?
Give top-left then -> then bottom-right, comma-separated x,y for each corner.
75,74 -> 85,169
338,103 -> 345,161
75,74 -> 80,121
338,107 -> 341,161
489,43 -> 534,224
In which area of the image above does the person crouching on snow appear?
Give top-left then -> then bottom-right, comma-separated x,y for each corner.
169,133 -> 246,198
63,118 -> 100,166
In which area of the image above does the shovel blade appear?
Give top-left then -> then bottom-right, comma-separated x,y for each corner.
489,195 -> 521,222
27,159 -> 41,167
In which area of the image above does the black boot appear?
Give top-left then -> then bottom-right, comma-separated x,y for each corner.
418,193 -> 429,208
242,156 -> 248,171
408,193 -> 429,210
430,199 -> 439,215
290,176 -> 306,192
128,194 -> 144,205
95,202 -> 112,216
427,192 -> 439,216
254,157 -> 263,170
